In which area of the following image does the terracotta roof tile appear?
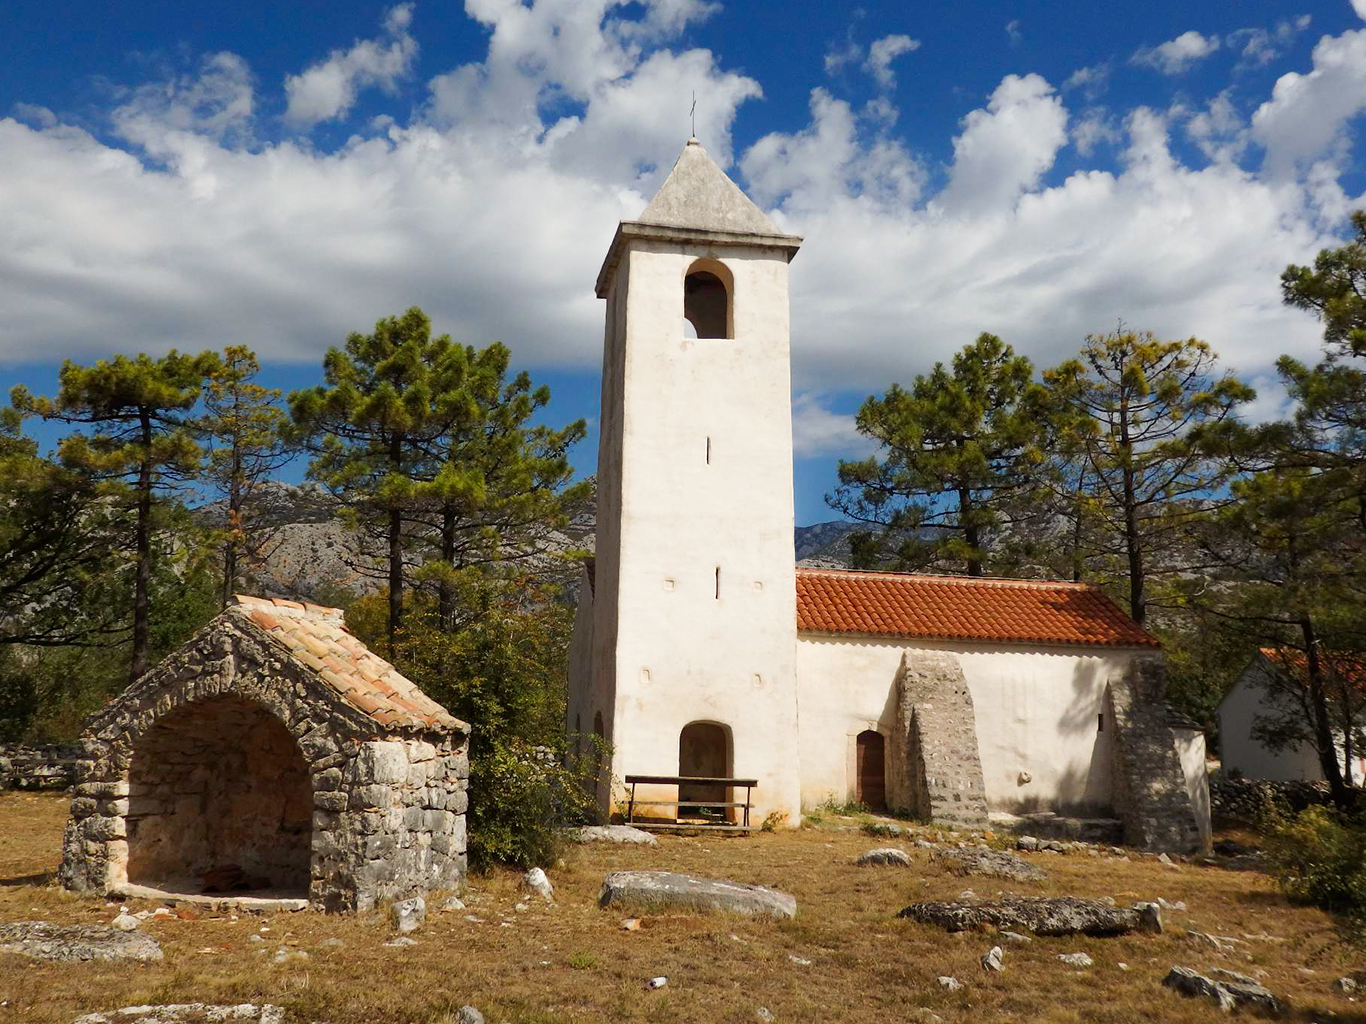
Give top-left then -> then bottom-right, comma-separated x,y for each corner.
795,568 -> 1158,648
1259,647 -> 1366,695
229,595 -> 467,733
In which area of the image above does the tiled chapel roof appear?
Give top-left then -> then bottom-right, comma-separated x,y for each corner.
1258,646 -> 1366,695
795,568 -> 1159,648
230,595 -> 467,733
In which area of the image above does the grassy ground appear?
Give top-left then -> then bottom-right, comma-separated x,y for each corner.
2,792 -> 1364,1024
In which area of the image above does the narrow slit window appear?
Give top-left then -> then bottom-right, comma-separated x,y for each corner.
715,567 -> 720,599
1097,713 -> 1104,732
706,436 -> 711,464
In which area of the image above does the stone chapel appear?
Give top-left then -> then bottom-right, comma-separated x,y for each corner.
567,138 -> 1210,851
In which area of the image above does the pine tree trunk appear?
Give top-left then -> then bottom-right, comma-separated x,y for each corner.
386,433 -> 404,656
1117,391 -> 1145,625
960,486 -> 982,576
1302,618 -> 1351,807
130,409 -> 153,685
220,445 -> 243,611
439,505 -> 456,631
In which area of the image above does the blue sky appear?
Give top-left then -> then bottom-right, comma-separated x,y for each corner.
3,1 -> 1366,524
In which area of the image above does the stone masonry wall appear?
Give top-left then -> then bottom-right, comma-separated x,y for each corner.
1105,657 -> 1203,853
60,614 -> 468,912
0,743 -> 81,790
889,650 -> 990,829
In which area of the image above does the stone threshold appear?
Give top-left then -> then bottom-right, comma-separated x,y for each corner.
113,882 -> 309,913
988,811 -> 1124,844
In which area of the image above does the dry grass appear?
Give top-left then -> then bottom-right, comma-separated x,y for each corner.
2,792 -> 1364,1023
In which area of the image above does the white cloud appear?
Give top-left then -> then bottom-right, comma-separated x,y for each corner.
1252,27 -> 1366,177
0,1 -> 1361,414
1005,20 -> 1023,47
1354,0 -> 1366,22
1229,15 -> 1312,68
1183,90 -> 1248,163
1132,30 -> 1221,75
936,74 -> 1068,215
1062,63 -> 1110,100
11,102 -> 56,128
791,393 -> 876,458
284,4 -> 418,128
863,34 -> 920,90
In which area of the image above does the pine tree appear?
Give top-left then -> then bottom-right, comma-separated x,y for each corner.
1042,331 -> 1252,625
12,350 -> 219,683
828,333 -> 1043,575
1281,210 -> 1366,358
201,346 -> 295,608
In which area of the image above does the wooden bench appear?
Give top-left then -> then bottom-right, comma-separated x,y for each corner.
623,774 -> 759,831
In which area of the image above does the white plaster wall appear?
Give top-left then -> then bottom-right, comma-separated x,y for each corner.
795,635 -> 1146,814
1174,728 -> 1211,849
598,239 -> 803,826
1219,660 -> 1366,785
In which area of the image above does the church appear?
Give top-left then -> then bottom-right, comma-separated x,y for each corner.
567,138 -> 1210,852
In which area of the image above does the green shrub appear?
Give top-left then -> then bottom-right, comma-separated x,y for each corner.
1265,804 -> 1366,944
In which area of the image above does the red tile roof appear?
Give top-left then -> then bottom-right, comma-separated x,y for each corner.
795,568 -> 1159,648
229,595 -> 468,733
1259,647 -> 1366,694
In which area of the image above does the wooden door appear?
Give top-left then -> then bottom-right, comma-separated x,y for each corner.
857,730 -> 887,811
679,722 -> 729,822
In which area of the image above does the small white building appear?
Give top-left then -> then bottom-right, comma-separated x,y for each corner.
568,138 -> 1209,850
1219,648 -> 1366,786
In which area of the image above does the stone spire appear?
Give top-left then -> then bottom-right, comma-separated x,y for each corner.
636,137 -> 782,237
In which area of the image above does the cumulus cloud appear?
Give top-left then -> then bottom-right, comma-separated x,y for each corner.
0,0 -> 1360,407
1062,63 -> 1110,100
791,393 -> 876,458
1354,0 -> 1366,21
284,4 -> 417,127
1229,15 -> 1311,68
863,35 -> 920,89
1183,90 -> 1248,163
1252,26 -> 1366,177
1132,30 -> 1221,74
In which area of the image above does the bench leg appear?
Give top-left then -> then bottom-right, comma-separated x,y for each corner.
627,783 -> 636,824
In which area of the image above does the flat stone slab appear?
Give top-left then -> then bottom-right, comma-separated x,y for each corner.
898,897 -> 1161,937
115,882 -> 309,913
0,921 -> 163,962
573,825 -> 658,846
70,1005 -> 283,1024
598,871 -> 796,919
932,848 -> 1048,883
857,848 -> 912,867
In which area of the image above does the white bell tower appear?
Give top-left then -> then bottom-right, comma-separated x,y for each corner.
582,138 -> 804,826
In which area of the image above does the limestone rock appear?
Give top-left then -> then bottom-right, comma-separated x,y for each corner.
598,871 -> 796,919
523,867 -> 554,902
861,822 -> 903,838
69,1005 -> 284,1024
391,895 -> 425,934
0,921 -> 163,962
936,976 -> 963,992
1058,952 -> 1093,967
440,896 -> 466,912
898,897 -> 1162,937
1016,836 -> 1039,851
573,825 -> 658,846
1336,976 -> 1358,994
456,1006 -> 485,1024
931,847 -> 1047,883
856,847 -> 912,867
1162,965 -> 1282,1014
981,946 -> 1004,972
111,911 -> 139,932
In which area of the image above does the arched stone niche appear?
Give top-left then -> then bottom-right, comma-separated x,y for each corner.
60,599 -> 470,912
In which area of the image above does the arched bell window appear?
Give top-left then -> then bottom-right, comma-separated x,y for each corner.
682,258 -> 733,339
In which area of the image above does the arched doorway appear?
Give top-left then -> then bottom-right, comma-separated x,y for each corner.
683,258 -> 733,339
679,721 -> 731,823
125,696 -> 312,895
856,730 -> 887,812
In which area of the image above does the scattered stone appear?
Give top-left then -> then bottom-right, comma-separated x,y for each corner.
574,825 -> 658,846
1016,836 -> 1039,852
909,1011 -> 942,1023
384,937 -> 418,948
647,977 -> 668,990
756,1007 -> 775,1022
1336,976 -> 1358,995
1058,952 -> 1093,967
936,976 -> 963,992
1001,931 -> 1032,944
981,946 -> 1004,972
1118,962 -> 1130,971
1156,897 -> 1186,912
319,938 -> 344,948
599,871 -> 796,919
957,890 -> 975,900
463,915 -> 484,924
0,922 -> 163,962
1163,965 -> 1282,1014
1157,853 -> 1180,870
914,839 -> 936,849
1185,930 -> 1244,955
456,1006 -> 484,1024
861,822 -> 904,838
69,1005 -> 285,1024
440,896 -> 466,912
856,848 -> 912,867
932,848 -> 1047,883
523,867 -> 555,902
899,897 -> 1161,937
249,934 -> 264,944
514,902 -> 529,912
622,918 -> 641,932
271,948 -> 309,964
391,896 -> 426,934
111,912 -> 139,932
788,955 -> 812,966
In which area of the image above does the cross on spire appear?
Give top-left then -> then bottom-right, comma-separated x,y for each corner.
690,91 -> 696,139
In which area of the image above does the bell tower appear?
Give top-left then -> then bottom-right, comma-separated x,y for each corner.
583,138 -> 804,826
